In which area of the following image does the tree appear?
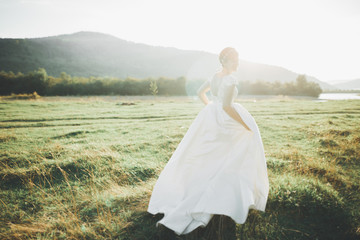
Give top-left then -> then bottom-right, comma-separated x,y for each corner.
296,74 -> 307,89
60,72 -> 71,82
149,79 -> 158,96
295,74 -> 322,97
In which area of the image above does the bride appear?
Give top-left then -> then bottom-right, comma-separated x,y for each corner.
147,47 -> 269,237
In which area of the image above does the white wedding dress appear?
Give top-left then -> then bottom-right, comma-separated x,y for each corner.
147,72 -> 269,236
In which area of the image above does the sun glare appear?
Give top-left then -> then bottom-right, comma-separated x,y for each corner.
0,0 -> 359,81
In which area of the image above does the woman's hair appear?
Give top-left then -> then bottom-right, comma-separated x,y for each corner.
219,47 -> 238,66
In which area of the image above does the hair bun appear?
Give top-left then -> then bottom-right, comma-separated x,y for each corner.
219,47 -> 237,65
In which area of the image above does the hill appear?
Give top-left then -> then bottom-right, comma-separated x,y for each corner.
0,31 -> 334,90
333,79 -> 360,90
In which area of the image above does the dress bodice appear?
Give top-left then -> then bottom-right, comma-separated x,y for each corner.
210,74 -> 238,104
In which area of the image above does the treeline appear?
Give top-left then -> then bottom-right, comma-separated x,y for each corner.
0,68 -> 186,96
0,69 -> 322,97
238,75 -> 323,97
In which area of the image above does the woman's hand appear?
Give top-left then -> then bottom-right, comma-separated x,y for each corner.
243,124 -> 252,132
197,80 -> 211,105
197,89 -> 210,105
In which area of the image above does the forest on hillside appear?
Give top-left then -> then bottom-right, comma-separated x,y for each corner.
0,68 -> 322,97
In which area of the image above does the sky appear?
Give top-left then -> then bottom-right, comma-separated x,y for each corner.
0,0 -> 359,83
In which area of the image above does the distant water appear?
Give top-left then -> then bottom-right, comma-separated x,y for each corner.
318,93 -> 360,100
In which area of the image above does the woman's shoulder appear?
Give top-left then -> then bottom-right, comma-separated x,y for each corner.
214,71 -> 227,79
213,72 -> 236,79
211,72 -> 238,86
222,74 -> 238,85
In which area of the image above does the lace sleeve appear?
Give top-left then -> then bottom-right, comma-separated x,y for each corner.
222,76 -> 238,107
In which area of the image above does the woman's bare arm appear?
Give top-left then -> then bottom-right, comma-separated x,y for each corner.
222,84 -> 252,132
223,105 -> 251,131
197,80 -> 210,105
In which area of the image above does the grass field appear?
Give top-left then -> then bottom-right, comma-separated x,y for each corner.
0,96 -> 359,239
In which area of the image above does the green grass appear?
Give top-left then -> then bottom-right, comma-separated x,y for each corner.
0,96 -> 359,239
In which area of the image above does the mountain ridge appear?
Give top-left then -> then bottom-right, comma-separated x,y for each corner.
0,31 -> 336,90
333,78 -> 360,90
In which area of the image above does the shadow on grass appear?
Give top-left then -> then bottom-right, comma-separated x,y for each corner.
123,211 -> 238,240
123,200 -> 357,240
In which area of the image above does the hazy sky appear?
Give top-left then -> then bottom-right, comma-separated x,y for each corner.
0,0 -> 359,83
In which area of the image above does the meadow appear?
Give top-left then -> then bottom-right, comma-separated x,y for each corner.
0,96 -> 359,239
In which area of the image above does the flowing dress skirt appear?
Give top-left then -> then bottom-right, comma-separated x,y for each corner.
147,100 -> 269,235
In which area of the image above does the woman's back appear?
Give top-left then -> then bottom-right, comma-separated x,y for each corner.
209,73 -> 238,104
